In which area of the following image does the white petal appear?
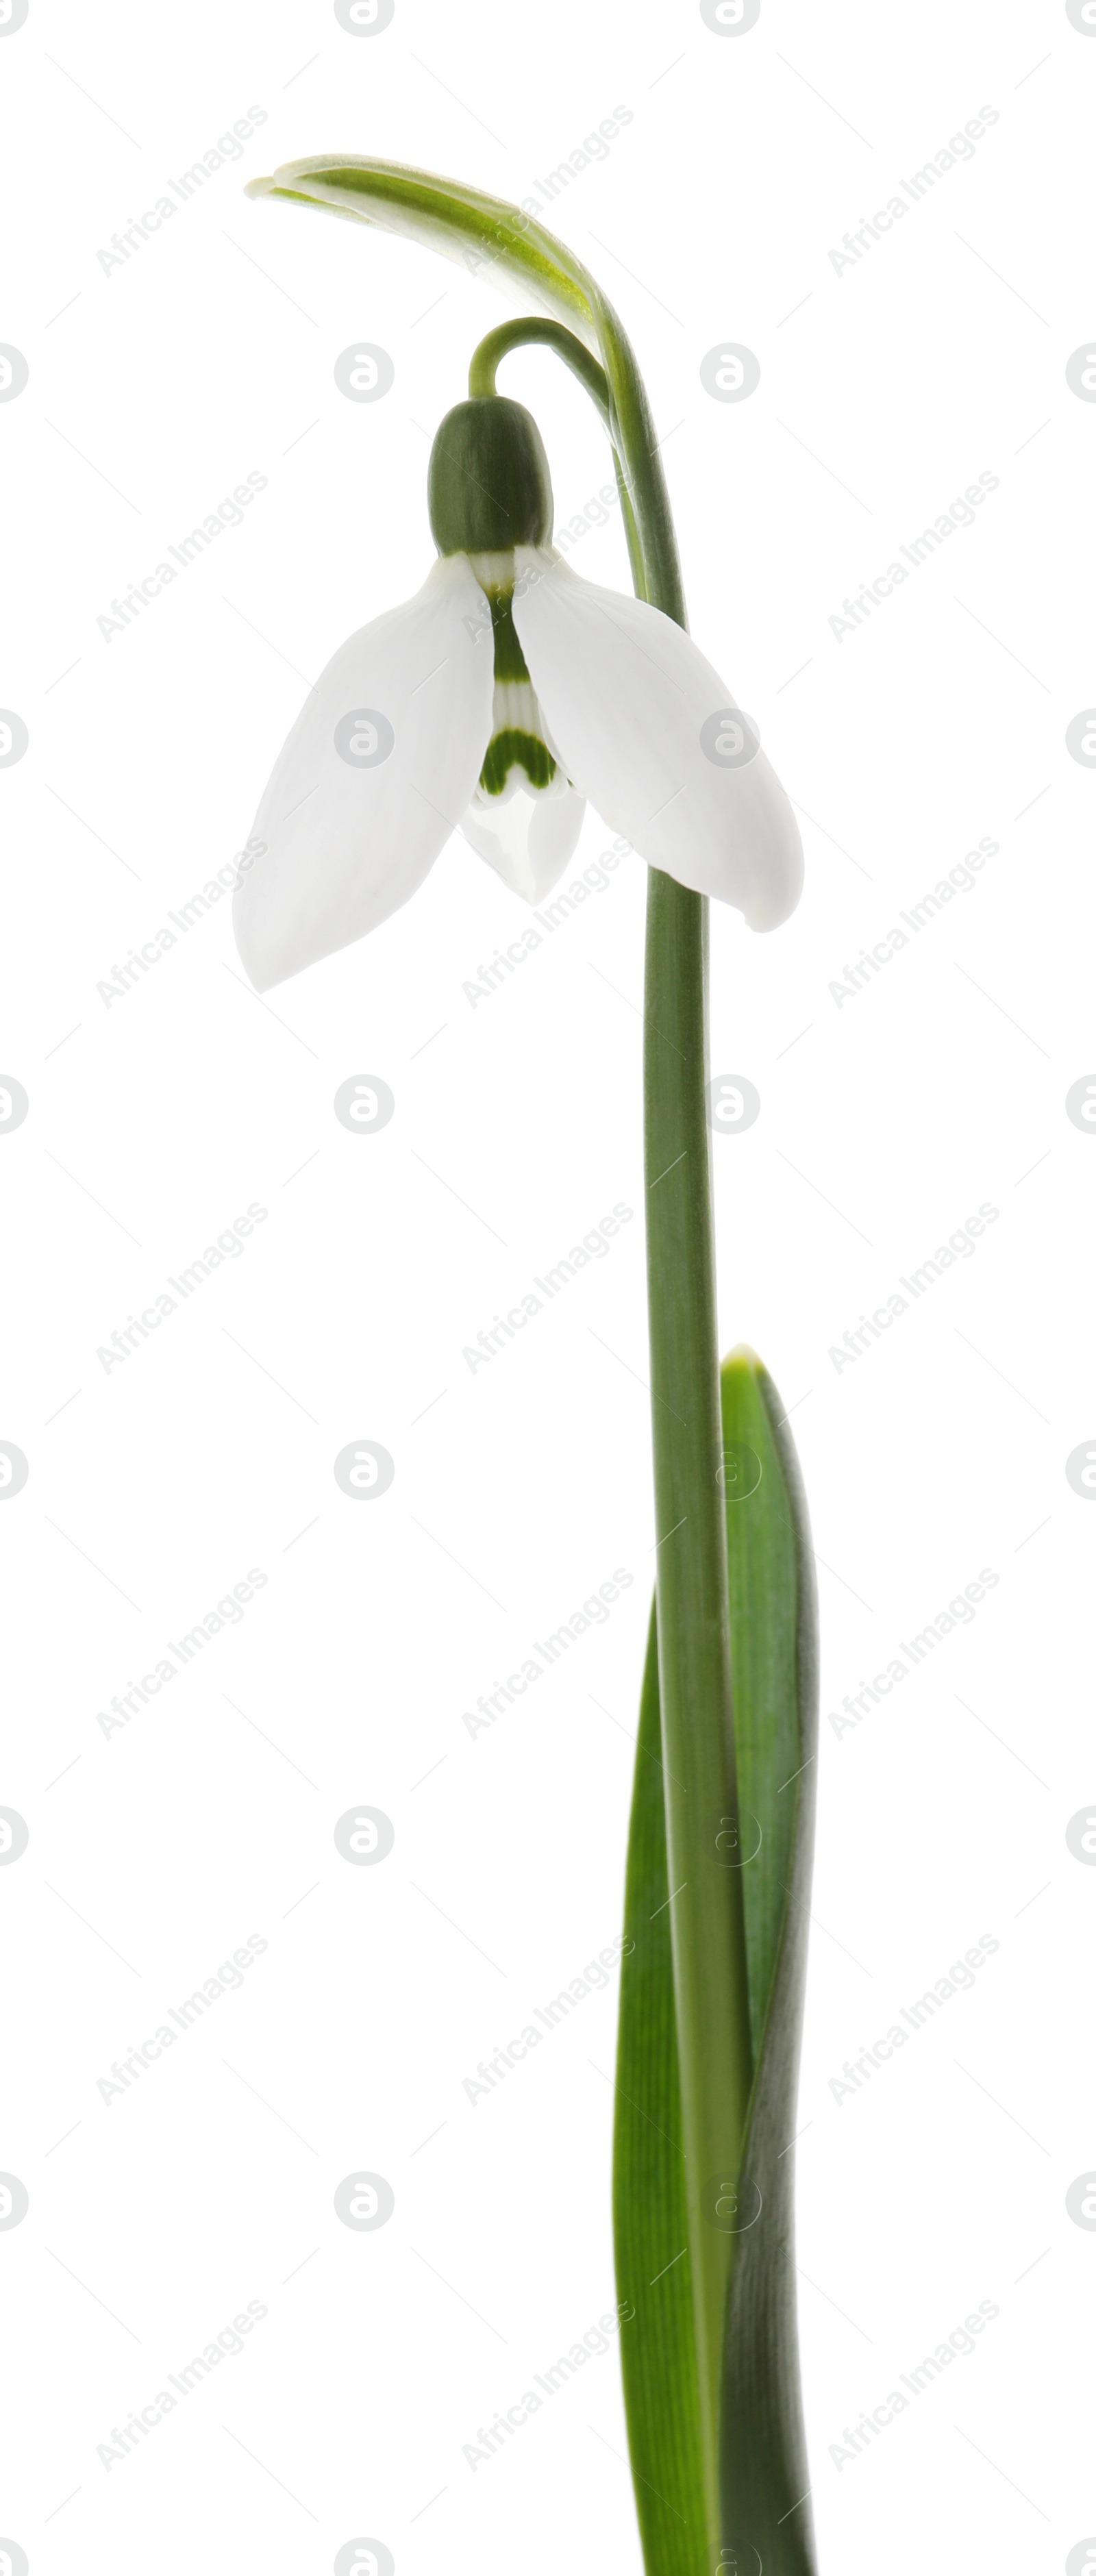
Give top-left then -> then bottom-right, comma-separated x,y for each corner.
460,771 -> 585,903
511,549 -> 803,930
234,554 -> 494,990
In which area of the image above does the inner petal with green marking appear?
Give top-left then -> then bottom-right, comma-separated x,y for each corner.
473,562 -> 560,799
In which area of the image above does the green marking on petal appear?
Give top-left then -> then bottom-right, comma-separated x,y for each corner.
479,729 -> 556,795
484,582 -> 531,685
473,576 -> 558,794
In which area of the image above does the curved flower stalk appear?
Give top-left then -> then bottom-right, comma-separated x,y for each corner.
238,155 -> 819,2576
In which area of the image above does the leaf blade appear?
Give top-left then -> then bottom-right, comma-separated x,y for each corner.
612,1610 -> 708,2575
613,1349 -> 819,2576
718,1350 -> 819,2575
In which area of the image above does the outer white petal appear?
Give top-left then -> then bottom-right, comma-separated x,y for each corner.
234,553 -> 494,990
460,771 -> 585,903
511,549 -> 804,930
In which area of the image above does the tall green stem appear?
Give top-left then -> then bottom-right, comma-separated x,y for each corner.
619,442 -> 755,2558
641,873 -> 754,2544
470,307 -> 755,2547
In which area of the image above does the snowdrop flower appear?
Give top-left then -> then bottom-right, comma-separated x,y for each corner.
234,396 -> 803,990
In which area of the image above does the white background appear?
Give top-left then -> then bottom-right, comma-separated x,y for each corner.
1,1 -> 1093,2570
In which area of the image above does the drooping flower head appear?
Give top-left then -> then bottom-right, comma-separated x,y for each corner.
234,393 -> 803,990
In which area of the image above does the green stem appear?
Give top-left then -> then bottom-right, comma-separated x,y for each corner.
469,307 -> 755,2551
641,871 -> 753,2549
620,362 -> 756,2537
466,319 -> 647,607
468,316 -> 613,427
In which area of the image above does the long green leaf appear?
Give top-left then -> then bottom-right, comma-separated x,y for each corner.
614,1347 -> 819,2576
613,1604 -> 707,2571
